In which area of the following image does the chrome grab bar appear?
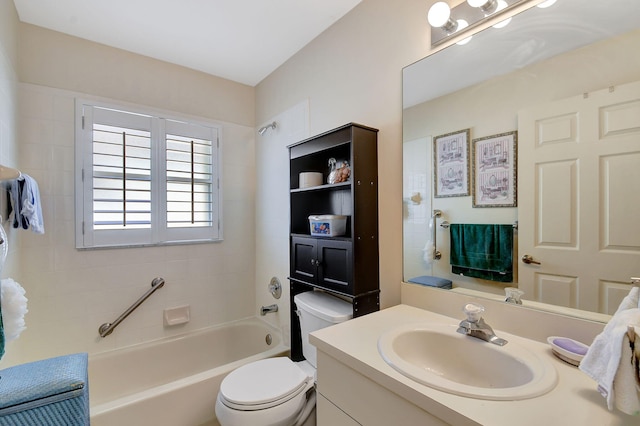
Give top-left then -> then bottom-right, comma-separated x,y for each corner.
98,277 -> 165,338
433,209 -> 444,260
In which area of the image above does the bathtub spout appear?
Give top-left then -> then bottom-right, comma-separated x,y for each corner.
260,304 -> 278,316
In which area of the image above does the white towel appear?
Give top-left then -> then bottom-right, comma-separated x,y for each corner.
618,286 -> 640,311
613,325 -> 640,415
422,215 -> 435,265
580,306 -> 640,411
0,278 -> 28,342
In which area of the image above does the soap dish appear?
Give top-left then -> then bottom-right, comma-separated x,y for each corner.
547,336 -> 589,366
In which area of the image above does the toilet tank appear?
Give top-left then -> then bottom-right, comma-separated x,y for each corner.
294,291 -> 353,368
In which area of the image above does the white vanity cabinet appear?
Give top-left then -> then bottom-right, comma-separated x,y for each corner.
317,394 -> 361,426
311,303 -> 637,426
315,350 -> 450,426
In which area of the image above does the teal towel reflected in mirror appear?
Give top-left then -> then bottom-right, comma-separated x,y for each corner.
449,224 -> 513,283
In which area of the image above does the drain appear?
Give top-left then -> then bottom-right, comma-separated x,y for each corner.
265,334 -> 273,345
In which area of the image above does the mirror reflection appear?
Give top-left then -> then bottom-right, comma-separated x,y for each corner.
403,0 -> 640,320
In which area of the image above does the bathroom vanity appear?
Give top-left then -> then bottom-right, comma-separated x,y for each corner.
311,286 -> 637,426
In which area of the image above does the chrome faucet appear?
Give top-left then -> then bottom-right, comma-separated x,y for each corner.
260,304 -> 278,316
457,303 -> 508,346
504,287 -> 524,305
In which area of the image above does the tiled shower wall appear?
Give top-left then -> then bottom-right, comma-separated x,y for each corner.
1,83 -> 257,366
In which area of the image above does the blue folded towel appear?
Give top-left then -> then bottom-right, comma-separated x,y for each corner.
408,275 -> 452,289
449,224 -> 513,282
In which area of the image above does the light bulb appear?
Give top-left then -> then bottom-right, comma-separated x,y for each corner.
468,0 -> 498,14
427,2 -> 452,28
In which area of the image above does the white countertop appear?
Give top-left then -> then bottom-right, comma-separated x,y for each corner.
310,304 -> 637,426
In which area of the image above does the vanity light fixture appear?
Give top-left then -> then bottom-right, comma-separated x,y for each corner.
427,0 -> 541,47
427,2 -> 458,34
467,0 -> 499,15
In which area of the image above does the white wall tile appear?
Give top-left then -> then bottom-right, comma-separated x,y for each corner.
6,84 -> 259,364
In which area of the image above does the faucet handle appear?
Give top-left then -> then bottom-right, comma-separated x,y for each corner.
462,303 -> 485,323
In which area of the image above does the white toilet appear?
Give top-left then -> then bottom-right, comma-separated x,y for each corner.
215,290 -> 353,426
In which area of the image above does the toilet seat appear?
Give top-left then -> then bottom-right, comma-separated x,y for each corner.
219,357 -> 313,411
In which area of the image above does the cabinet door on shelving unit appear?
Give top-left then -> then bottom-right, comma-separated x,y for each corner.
291,236 -> 318,283
318,239 -> 353,293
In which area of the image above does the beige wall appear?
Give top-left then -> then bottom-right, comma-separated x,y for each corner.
18,23 -> 255,128
255,0 -> 434,309
1,17 -> 260,366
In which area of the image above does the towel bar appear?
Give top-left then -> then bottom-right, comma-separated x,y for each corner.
439,221 -> 517,229
433,210 -> 443,260
434,215 -> 518,262
0,164 -> 21,181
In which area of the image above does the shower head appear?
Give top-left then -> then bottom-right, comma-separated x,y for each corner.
258,121 -> 277,136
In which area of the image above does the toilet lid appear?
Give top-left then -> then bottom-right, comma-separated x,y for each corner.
220,357 -> 311,408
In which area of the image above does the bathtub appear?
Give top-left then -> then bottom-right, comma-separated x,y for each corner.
89,317 -> 288,426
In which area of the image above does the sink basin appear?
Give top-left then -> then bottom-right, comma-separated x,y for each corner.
377,323 -> 557,400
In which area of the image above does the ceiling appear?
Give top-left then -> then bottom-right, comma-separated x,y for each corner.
13,0 -> 362,87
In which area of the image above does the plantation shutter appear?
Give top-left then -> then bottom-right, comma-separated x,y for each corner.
92,116 -> 152,230
163,119 -> 219,242
81,107 -> 154,247
76,102 -> 221,249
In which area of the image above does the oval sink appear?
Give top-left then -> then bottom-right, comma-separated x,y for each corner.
377,323 -> 557,400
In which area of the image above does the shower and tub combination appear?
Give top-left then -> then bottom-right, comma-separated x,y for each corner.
89,318 -> 287,426
87,275 -> 287,425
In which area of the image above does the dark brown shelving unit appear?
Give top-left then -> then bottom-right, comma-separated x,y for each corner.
288,123 -> 379,361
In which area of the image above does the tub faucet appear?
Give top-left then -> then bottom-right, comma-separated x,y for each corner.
457,303 -> 508,346
260,304 -> 278,316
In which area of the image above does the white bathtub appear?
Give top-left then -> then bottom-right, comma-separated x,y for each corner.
89,318 -> 288,426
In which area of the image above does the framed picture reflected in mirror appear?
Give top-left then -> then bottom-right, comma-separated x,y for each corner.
472,131 -> 517,208
433,128 -> 470,198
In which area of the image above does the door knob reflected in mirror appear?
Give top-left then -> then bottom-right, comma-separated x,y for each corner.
522,255 -> 541,265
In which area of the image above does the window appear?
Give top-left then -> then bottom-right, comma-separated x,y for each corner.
75,100 -> 222,248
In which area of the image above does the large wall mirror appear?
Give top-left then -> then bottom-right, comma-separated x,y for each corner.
403,0 -> 640,320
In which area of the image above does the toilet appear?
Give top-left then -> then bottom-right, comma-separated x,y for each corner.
215,290 -> 353,426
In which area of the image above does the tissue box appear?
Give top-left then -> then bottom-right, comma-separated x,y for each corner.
308,215 -> 347,237
299,172 -> 323,188
0,353 -> 90,425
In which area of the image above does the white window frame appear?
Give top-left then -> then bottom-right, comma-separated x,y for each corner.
75,99 -> 223,249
